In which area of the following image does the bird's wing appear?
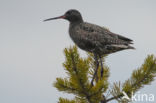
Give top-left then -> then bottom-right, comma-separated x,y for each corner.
77,22 -> 131,46
109,32 -> 133,44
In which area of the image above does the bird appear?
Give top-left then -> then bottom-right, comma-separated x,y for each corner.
44,9 -> 134,86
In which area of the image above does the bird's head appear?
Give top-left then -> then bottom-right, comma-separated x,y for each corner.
44,9 -> 83,23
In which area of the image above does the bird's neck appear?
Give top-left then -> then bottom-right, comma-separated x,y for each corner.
69,21 -> 82,36
70,20 -> 83,26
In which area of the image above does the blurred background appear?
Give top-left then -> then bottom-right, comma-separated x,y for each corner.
0,0 -> 156,103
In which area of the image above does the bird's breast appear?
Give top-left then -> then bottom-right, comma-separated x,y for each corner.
69,26 -> 80,44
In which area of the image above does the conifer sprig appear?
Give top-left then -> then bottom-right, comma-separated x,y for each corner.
54,46 -> 156,103
109,55 -> 156,102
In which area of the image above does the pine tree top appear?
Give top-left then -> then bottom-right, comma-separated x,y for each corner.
54,46 -> 156,103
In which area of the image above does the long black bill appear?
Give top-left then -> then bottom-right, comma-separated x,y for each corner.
43,15 -> 65,22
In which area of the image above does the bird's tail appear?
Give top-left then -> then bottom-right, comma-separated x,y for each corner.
111,44 -> 135,49
127,45 -> 135,49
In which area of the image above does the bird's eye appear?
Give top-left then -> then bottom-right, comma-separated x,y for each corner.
67,11 -> 71,15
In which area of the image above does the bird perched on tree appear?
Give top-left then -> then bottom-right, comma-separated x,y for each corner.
44,9 -> 134,86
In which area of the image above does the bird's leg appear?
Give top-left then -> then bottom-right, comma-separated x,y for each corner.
91,54 -> 99,86
99,56 -> 104,78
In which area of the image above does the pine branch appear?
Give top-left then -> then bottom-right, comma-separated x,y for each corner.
53,45 -> 156,103
108,55 -> 156,102
54,78 -> 79,94
54,46 -> 93,102
54,46 -> 110,103
58,98 -> 76,103
70,53 -> 93,103
58,97 -> 89,103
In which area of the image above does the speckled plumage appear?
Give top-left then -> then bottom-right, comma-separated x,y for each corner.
69,21 -> 134,56
44,9 -> 134,55
44,9 -> 134,85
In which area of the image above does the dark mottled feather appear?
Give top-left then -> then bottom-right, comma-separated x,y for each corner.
69,22 -> 134,55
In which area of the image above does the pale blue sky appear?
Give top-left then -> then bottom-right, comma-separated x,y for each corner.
0,0 -> 156,103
